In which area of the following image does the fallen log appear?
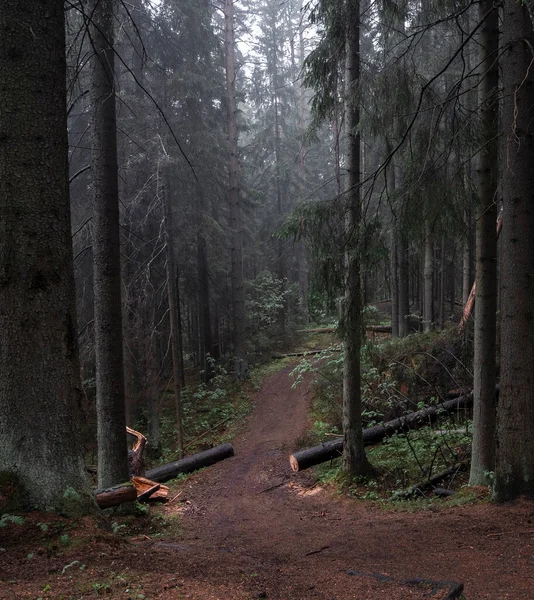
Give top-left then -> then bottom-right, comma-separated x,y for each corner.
272,348 -> 339,359
145,443 -> 235,483
296,327 -> 336,334
289,393 -> 473,472
95,482 -> 137,509
366,325 -> 392,333
392,459 -> 469,499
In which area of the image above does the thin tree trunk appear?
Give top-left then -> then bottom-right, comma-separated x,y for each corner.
398,234 -> 410,336
342,0 -> 373,477
493,0 -> 534,501
224,0 -> 247,380
439,235 -> 446,329
469,0 -> 499,486
297,16 -> 309,322
196,182 -> 213,380
0,0 -> 94,513
91,0 -> 130,489
146,324 -> 162,458
272,21 -> 287,336
423,223 -> 434,332
389,166 -> 399,339
161,183 -> 185,456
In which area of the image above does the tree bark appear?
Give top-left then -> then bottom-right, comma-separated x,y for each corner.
91,0 -> 130,490
289,392 -> 473,472
224,0 -> 248,380
0,0 -> 94,513
494,0 -> 534,501
342,0 -> 373,477
469,0 -> 499,486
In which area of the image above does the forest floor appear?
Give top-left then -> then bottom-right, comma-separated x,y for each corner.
2,364 -> 534,599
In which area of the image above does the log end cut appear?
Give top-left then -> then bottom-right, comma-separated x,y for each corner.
289,454 -> 300,472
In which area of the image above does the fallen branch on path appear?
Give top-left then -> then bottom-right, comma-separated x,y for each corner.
305,545 -> 330,556
259,481 -> 287,494
296,327 -> 335,334
289,393 -> 473,472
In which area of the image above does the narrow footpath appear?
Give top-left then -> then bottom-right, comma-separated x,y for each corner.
136,365 -> 534,599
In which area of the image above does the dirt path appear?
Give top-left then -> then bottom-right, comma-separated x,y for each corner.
2,365 -> 534,599
143,365 -> 534,599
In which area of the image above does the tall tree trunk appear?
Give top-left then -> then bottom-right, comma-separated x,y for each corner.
388,162 -> 399,339
398,234 -> 410,336
224,0 -> 247,379
439,235 -> 446,329
493,0 -> 534,501
0,0 -> 94,513
272,22 -> 287,336
162,183 -> 185,456
469,0 -> 499,486
342,0 -> 373,477
196,182 -> 213,380
91,0 -> 130,489
146,320 -> 162,458
423,223 -> 434,332
297,16 -> 309,322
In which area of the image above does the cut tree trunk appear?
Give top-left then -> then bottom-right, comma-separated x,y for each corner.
145,443 -> 235,483
95,482 -> 136,509
289,393 -> 473,472
131,476 -> 169,502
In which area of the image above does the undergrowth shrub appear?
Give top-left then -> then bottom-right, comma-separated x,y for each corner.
292,327 -> 474,499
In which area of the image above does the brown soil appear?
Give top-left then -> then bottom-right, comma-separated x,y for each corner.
2,365 -> 534,599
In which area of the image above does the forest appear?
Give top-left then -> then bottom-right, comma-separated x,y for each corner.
0,0 -> 533,598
